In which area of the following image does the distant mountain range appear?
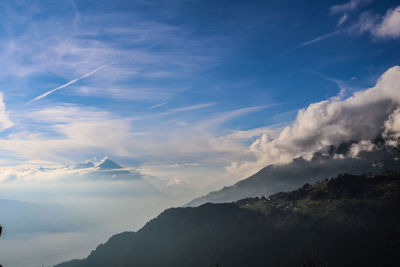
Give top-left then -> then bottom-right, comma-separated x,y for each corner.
56,171 -> 400,267
186,142 -> 400,206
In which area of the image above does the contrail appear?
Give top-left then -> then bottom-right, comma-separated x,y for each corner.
280,28 -> 346,55
29,39 -> 167,103
149,102 -> 168,109
29,62 -> 115,103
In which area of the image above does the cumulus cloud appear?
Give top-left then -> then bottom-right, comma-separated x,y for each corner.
0,92 -> 13,131
228,66 -> 400,177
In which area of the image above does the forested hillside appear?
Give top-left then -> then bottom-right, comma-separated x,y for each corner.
57,171 -> 400,267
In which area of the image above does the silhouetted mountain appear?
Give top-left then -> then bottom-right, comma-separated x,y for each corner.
186,145 -> 400,206
56,172 -> 400,267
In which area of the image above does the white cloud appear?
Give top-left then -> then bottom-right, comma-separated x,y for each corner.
383,107 -> 400,146
374,6 -> 400,38
0,92 -> 13,131
0,105 -> 134,163
337,14 -> 349,26
23,105 -> 110,123
228,66 -> 400,177
330,0 -> 370,14
0,6 -> 222,104
0,164 -> 88,183
167,103 -> 216,113
357,5 -> 400,39
349,140 -> 375,157
0,102 -> 269,191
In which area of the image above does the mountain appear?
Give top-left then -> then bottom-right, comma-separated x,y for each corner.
56,171 -> 400,267
82,158 -> 134,181
96,158 -> 123,170
70,157 -> 141,181
186,144 -> 400,206
76,158 -> 160,195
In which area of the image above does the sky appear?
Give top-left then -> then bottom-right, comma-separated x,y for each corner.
0,0 -> 399,265
0,0 -> 399,188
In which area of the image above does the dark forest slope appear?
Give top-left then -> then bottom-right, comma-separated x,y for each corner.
57,171 -> 400,267
186,144 -> 400,206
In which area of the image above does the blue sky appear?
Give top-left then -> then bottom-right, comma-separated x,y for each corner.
0,0 -> 399,196
0,0 -> 398,185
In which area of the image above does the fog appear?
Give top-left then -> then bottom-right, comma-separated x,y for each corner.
0,175 -> 185,267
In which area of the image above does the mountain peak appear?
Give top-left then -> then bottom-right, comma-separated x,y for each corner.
96,158 -> 122,170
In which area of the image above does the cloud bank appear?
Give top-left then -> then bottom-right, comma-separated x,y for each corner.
0,101 -> 270,196
228,66 -> 400,176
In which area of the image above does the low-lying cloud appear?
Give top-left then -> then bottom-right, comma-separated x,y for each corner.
383,107 -> 400,146
228,66 -> 400,177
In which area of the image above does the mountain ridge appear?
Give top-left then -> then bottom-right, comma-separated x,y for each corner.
186,144 -> 400,206
56,171 -> 400,267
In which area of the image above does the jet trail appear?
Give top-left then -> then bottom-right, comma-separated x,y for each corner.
29,62 -> 114,103
280,28 -> 346,55
29,39 -> 167,103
